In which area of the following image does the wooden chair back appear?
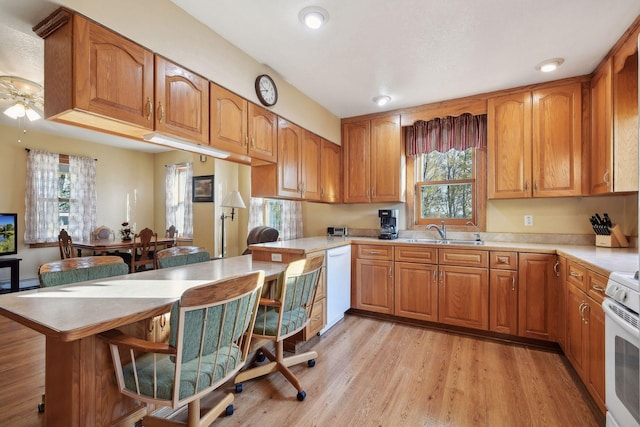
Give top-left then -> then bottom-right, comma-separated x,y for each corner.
38,256 -> 128,287
58,229 -> 76,259
156,246 -> 211,269
165,225 -> 177,238
102,270 -> 265,424
131,227 -> 158,273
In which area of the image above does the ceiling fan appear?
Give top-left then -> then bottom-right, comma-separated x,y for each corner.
0,75 -> 44,121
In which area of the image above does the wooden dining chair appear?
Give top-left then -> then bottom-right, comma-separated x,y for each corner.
91,225 -> 114,240
156,246 -> 211,269
234,255 -> 324,401
131,227 -> 158,273
38,255 -> 129,287
58,229 -> 76,259
101,270 -> 265,427
166,225 -> 178,239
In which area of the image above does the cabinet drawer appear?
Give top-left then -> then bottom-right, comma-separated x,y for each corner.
439,249 -> 488,268
305,297 -> 326,338
356,244 -> 393,260
566,261 -> 587,291
490,251 -> 518,270
395,246 -> 437,264
587,271 -> 608,304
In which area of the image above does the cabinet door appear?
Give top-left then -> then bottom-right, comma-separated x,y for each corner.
370,115 -> 403,202
489,269 -> 518,335
566,283 -> 587,380
438,265 -> 488,330
590,59 -> 613,195
74,15 -> 154,130
487,92 -> 532,199
354,258 -> 393,314
518,253 -> 557,341
210,83 -> 248,155
248,103 -> 278,163
556,257 -> 567,351
320,139 -> 341,203
342,120 -> 370,202
587,298 -> 606,413
302,131 -> 322,201
395,262 -> 438,322
277,118 -> 303,198
155,56 -> 209,144
532,83 -> 583,197
612,50 -> 638,192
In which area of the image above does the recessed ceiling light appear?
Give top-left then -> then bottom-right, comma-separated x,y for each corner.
535,58 -> 565,72
299,6 -> 329,29
372,95 -> 391,107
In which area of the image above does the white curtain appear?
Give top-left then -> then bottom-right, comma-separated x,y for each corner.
165,163 -> 193,238
68,155 -> 97,242
248,197 -> 264,230
24,150 -> 59,243
280,200 -> 303,240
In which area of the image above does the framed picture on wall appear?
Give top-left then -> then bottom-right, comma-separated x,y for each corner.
192,175 -> 214,202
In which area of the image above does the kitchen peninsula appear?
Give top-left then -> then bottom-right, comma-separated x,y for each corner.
0,256 -> 285,427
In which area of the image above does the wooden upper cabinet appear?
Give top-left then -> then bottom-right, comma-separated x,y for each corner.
532,82 -> 582,197
342,114 -> 404,203
590,59 -> 613,195
210,83 -> 248,155
154,56 -> 209,144
487,92 -> 532,198
320,139 -> 342,203
249,104 -> 278,163
277,118 -> 303,198
488,82 -> 582,199
302,131 -> 322,201
36,9 -> 155,137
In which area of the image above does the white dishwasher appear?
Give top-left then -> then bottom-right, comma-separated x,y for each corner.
320,245 -> 351,335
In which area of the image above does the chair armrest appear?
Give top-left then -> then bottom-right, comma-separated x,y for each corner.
259,297 -> 281,308
100,329 -> 177,355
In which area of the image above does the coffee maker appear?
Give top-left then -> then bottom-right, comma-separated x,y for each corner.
378,209 -> 399,240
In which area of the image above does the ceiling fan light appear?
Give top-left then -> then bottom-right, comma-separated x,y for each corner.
25,107 -> 41,121
4,102 -> 26,119
299,7 -> 329,29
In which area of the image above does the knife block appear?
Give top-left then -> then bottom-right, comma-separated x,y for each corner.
595,224 -> 629,248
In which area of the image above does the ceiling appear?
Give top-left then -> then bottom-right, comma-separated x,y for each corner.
1,0 -> 640,148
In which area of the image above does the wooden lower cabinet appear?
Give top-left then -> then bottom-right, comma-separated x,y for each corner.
586,297 -> 606,412
438,265 -> 489,330
518,253 -> 557,341
353,258 -> 394,314
489,269 -> 518,335
566,283 -> 588,378
394,262 -> 438,321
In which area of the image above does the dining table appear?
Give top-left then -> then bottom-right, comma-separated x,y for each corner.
73,236 -> 176,256
0,255 -> 287,427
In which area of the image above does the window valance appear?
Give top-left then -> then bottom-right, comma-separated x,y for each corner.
405,113 -> 487,156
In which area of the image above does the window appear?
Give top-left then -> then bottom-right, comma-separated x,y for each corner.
416,148 -> 475,225
248,197 -> 302,241
264,199 -> 283,233
58,159 -> 70,229
165,163 -> 193,238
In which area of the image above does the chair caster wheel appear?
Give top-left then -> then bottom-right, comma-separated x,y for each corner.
256,352 -> 266,363
235,383 -> 243,393
307,359 -> 316,367
297,391 -> 306,401
225,404 -> 234,416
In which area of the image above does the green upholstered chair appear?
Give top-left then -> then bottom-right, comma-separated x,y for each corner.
156,246 -> 211,269
234,255 -> 324,401
101,271 -> 264,427
38,255 -> 129,287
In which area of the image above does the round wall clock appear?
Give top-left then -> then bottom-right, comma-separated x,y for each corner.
255,74 -> 278,107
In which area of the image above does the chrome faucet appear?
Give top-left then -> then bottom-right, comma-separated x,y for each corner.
466,221 -> 482,242
426,221 -> 446,240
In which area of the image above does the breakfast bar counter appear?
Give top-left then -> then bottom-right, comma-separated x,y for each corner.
0,255 -> 286,427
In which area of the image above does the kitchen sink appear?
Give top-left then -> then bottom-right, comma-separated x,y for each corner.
398,238 -> 484,246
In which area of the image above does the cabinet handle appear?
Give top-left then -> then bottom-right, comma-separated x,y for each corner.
245,136 -> 249,147
524,181 -> 529,192
579,301 -> 589,324
388,266 -> 392,277
372,188 -> 375,198
251,137 -> 256,150
321,187 -> 324,197
592,285 -> 605,293
433,269 -> 437,281
569,271 -> 583,278
511,276 -> 516,291
534,180 -> 539,192
158,102 -> 165,123
367,250 -> 382,254
497,257 -> 508,264
146,97 -> 153,121
603,170 -> 610,187
553,261 -> 560,276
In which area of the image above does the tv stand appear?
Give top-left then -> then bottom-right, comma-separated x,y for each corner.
0,258 -> 21,293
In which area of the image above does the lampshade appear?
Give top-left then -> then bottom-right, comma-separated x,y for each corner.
221,190 -> 246,209
3,101 -> 41,121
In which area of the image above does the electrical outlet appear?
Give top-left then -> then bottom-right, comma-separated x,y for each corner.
524,215 -> 534,227
271,253 -> 283,262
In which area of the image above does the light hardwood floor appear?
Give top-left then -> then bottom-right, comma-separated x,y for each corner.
0,314 -> 603,426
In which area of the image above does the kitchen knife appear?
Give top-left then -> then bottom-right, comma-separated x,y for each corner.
603,213 -> 613,227
589,216 -> 600,235
594,213 -> 608,235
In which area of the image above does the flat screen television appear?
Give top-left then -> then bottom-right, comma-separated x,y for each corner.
0,213 -> 17,256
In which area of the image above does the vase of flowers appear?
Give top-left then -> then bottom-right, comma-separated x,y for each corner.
120,222 -> 133,241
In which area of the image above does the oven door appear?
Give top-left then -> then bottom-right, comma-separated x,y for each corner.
603,298 -> 640,427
